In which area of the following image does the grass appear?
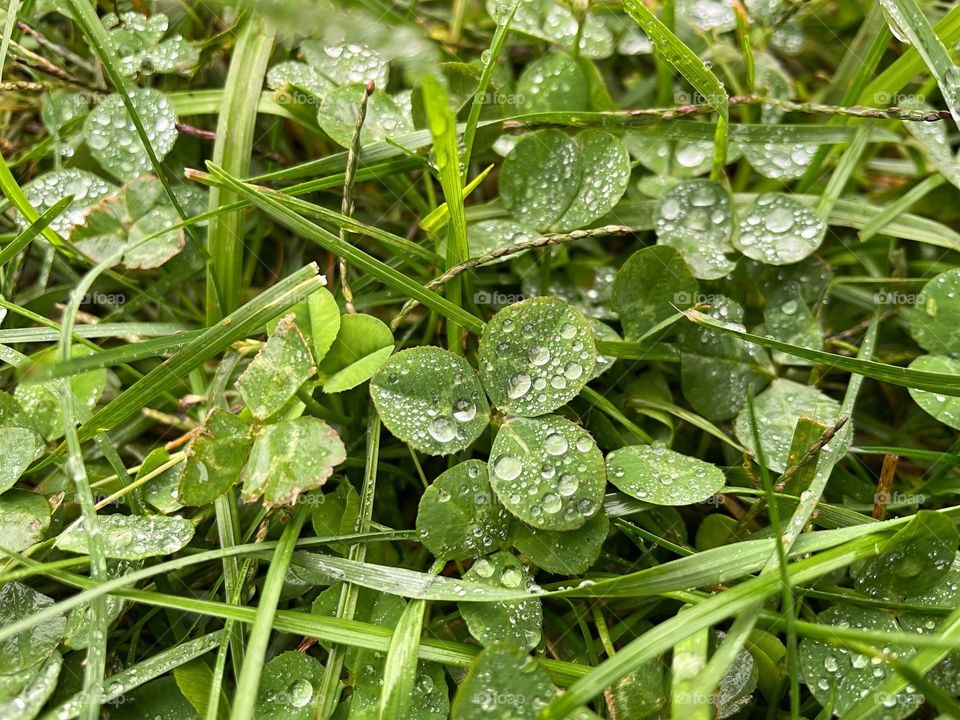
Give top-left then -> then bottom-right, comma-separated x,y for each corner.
1,1 -> 960,719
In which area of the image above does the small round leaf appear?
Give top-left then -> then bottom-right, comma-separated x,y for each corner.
734,378 -> 845,473
451,644 -> 555,720
371,347 -> 490,456
417,460 -> 511,560
479,297 -> 596,417
611,245 -> 699,341
908,355 -> 960,429
605,443 -> 725,506
734,192 -> 826,265
489,415 -> 605,531
460,552 -> 543,650
655,180 -> 736,280
84,88 -> 178,180
513,513 -> 608,574
909,268 -> 960,357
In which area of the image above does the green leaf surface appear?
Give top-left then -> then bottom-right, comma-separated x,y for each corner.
242,417 -> 347,507
655,180 -> 736,280
0,427 -> 43,494
611,245 -> 698,341
460,552 -> 543,650
479,297 -> 596,417
0,489 -> 50,552
253,651 -> 325,720
84,88 -> 178,180
512,513 -> 608,574
734,192 -> 827,265
909,269 -> 960,357
799,605 -> 921,719
451,644 -> 556,719
734,379 -> 845,473
237,315 -> 315,420
318,313 -> 395,393
371,347 -> 490,456
489,415 -> 605,531
178,408 -> 252,506
605,443 -> 725,506
417,460 -> 511,561
517,53 -> 588,113
0,582 -> 64,675
55,514 -> 195,560
70,176 -> 185,269
499,129 -> 629,232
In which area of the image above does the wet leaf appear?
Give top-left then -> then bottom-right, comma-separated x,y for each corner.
103,11 -> 198,76
417,460 -> 511,561
734,378 -> 845,473
909,268 -> 960,357
468,219 -> 536,260
0,582 -> 64,674
237,315 -> 316,421
451,644 -> 555,719
318,84 -> 412,148
741,141 -> 820,180
19,169 -> 116,236
69,176 -> 185,269
138,447 -> 184,514
680,297 -> 773,422
734,193 -> 827,265
512,513 -> 608,574
371,347 -> 490,456
489,415 -> 605,531
908,355 -> 960,429
84,88 -> 178,180
605,443 -> 725,506
516,52 -> 587,113
56,514 -> 194,560
799,605 -> 921,719
317,314 -> 395,393
301,40 -> 389,88
486,0 -> 614,58
460,552 -> 543,650
109,677 -> 199,719
64,559 -> 139,649
854,510 -> 959,599
478,297 -> 596,417
0,427 -> 43,494
178,409 -> 253,506
0,489 -> 51,552
655,180 -> 736,280
242,417 -> 347,507
267,60 -> 329,96
254,651 -> 324,720
762,285 -> 823,367
0,651 -> 61,719
611,245 -> 699,341
310,479 -> 360,555
499,129 -> 629,232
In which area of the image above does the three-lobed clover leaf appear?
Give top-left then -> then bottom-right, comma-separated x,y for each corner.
734,193 -> 826,265
69,176 -> 185,269
236,315 -> 316,421
478,297 -> 596,417
499,129 -> 630,233
605,443 -> 725,506
242,416 -> 347,507
417,460 -> 511,560
84,88 -> 178,180
371,347 -> 491,456
489,415 -> 605,531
